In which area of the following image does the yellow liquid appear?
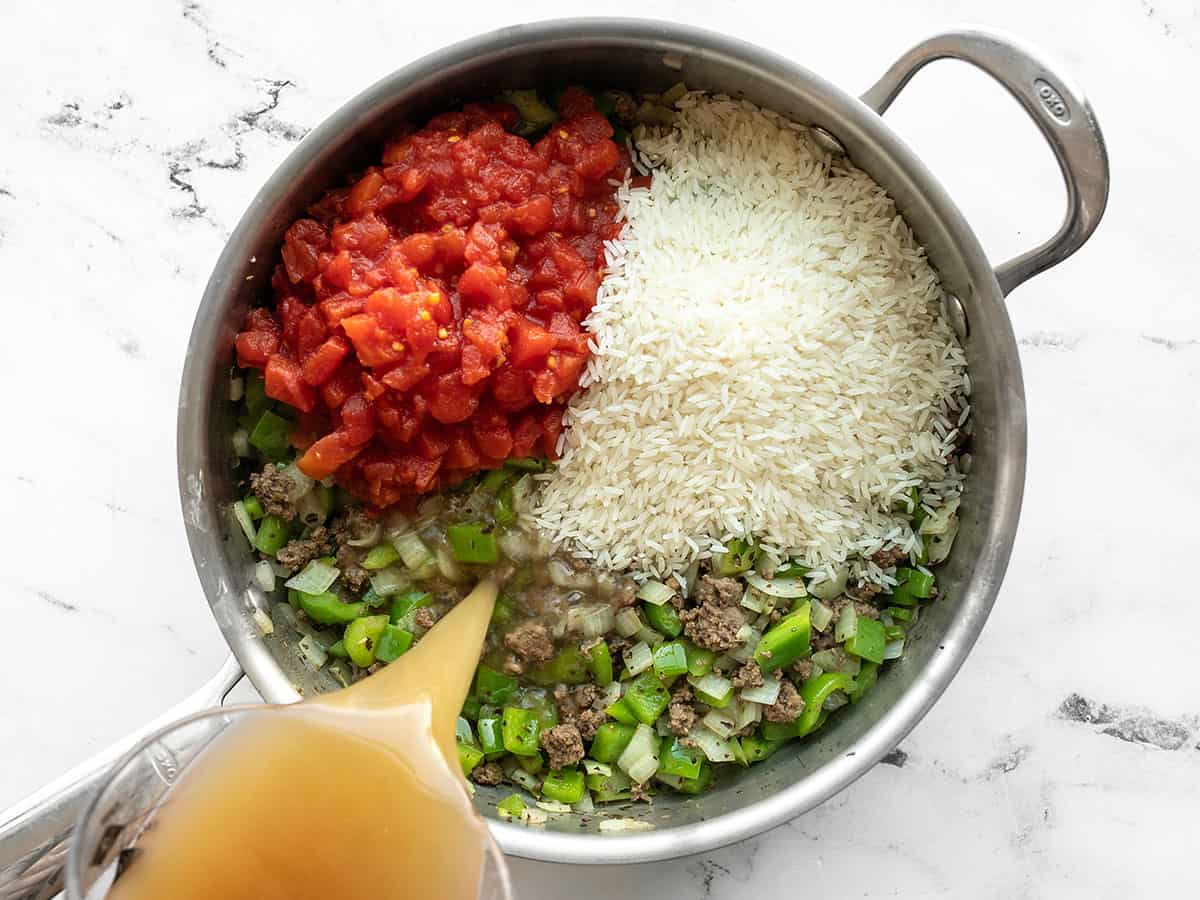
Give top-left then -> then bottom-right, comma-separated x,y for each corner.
108,582 -> 497,900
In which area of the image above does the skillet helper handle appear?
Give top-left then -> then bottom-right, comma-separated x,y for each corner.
0,657 -> 243,900
860,28 -> 1110,296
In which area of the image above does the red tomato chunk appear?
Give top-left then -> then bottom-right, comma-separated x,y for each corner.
235,91 -> 627,506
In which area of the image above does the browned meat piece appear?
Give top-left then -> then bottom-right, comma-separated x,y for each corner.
612,579 -> 639,608
732,661 -> 764,689
610,91 -> 637,123
666,685 -> 697,737
540,724 -> 585,770
334,544 -> 370,592
629,782 -> 653,802
871,545 -> 907,568
792,659 -> 816,681
764,680 -> 805,723
329,507 -> 376,545
681,603 -> 745,652
414,607 -> 438,630
275,527 -> 331,571
470,761 -> 504,786
852,581 -> 884,601
811,630 -> 837,652
833,598 -> 881,621
503,621 -> 555,663
694,575 -> 742,607
501,653 -> 525,676
249,464 -> 297,521
576,708 -> 606,741
553,685 -> 606,741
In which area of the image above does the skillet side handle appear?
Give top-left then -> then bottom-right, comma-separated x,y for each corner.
860,28 -> 1110,296
0,657 -> 243,900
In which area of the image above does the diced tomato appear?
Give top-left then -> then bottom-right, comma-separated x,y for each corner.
379,362 -> 431,393
340,314 -> 407,367
264,355 -> 316,412
540,407 -> 564,457
416,427 -> 450,460
319,295 -> 366,327
490,366 -> 533,412
301,335 -> 350,386
444,428 -> 482,470
428,371 -> 479,424
457,263 -> 509,308
511,412 -> 542,458
473,408 -> 514,460
510,318 -> 557,368
298,430 -> 364,479
320,362 -> 363,409
235,330 -> 279,368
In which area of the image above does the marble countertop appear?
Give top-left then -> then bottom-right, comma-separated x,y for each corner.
2,0 -> 1197,896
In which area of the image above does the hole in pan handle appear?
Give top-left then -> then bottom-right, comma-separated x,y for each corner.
860,27 -> 1110,297
0,657 -> 244,900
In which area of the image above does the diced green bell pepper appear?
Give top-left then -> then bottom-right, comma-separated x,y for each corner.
344,614 -> 389,667
714,537 -> 757,576
583,640 -> 613,687
845,616 -> 886,664
389,590 -> 432,625
244,371 -> 268,416
541,768 -> 585,804
493,484 -> 517,527
741,734 -> 787,762
255,515 -> 289,556
299,592 -> 366,625
375,624 -> 414,663
242,495 -> 265,520
457,742 -> 484,776
446,522 -> 499,564
624,671 -> 670,725
361,543 -> 401,570
754,602 -> 811,672
796,672 -> 856,737
501,706 -> 542,756
675,761 -> 714,795
516,752 -> 544,774
605,697 -> 638,726
497,794 -> 526,818
475,665 -> 520,705
527,645 -> 590,686
248,411 -> 292,458
658,737 -> 702,780
477,715 -> 506,758
643,601 -> 683,638
590,722 -> 637,764
683,642 -> 716,677
652,641 -> 688,678
586,767 -> 632,802
326,639 -> 348,659
848,661 -> 879,703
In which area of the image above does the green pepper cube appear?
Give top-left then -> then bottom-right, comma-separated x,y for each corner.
883,624 -> 906,642
760,720 -> 800,742
446,523 -> 499,564
497,794 -> 526,819
501,706 -> 541,756
605,697 -> 638,726
796,672 -> 856,737
676,761 -> 715,795
741,734 -> 786,762
477,716 -> 506,757
714,537 -> 757,576
461,695 -> 481,721
343,614 -> 389,668
527,645 -> 590,686
652,641 -> 688,679
753,603 -> 811,672
586,767 -> 632,802
589,722 -> 636,764
493,485 -> 517,527
658,737 -> 702,780
848,661 -> 879,703
326,639 -> 348,659
475,665 -> 519,705
584,641 -> 614,687
361,543 -> 401,570
541,768 -> 585,804
624,671 -> 671,725
516,752 -> 544,775
907,570 -> 935,598
389,590 -> 432,625
683,642 -> 716,677
244,371 -> 268,415
242,495 -> 265,520
643,601 -> 683,638
845,616 -> 886,664
248,411 -> 292,458
457,742 -> 484,776
490,592 -> 518,627
479,468 -> 512,494
254,515 -> 289,556
375,624 -> 414,663
887,605 -> 914,623
298,592 -> 366,625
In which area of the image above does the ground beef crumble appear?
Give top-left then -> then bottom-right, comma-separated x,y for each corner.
470,761 -> 504,786
871,545 -> 907,568
764,679 -> 805,723
694,575 -> 743,607
334,544 -> 370,592
249,464 -> 297,520
540,724 -> 585,770
732,661 -> 764,689
792,659 -> 816,681
414,607 -> 438,630
681,602 -> 745,652
275,527 -> 331,571
629,782 -> 653,802
503,621 -> 555,663
667,685 -> 698,736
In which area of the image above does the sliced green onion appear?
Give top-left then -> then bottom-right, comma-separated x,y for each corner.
284,559 -> 340,594
636,580 -> 675,606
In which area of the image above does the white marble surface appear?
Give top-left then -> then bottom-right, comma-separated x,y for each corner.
2,0 -> 1198,896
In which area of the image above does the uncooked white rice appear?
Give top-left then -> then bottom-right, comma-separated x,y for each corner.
533,93 -> 968,579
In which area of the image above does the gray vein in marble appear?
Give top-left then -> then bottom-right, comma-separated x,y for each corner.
1141,333 -> 1198,350
181,0 -> 235,68
0,187 -> 14,199
36,590 -> 79,613
983,743 -> 1031,778
1017,330 -> 1084,350
1057,693 -> 1199,751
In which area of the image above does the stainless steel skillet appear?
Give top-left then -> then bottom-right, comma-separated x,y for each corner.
0,19 -> 1107,894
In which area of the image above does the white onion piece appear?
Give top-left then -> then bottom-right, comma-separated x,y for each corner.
229,375 -> 244,402
735,700 -> 763,730
702,708 -> 739,739
572,792 -> 595,814
599,818 -> 654,833
689,727 -> 738,763
636,580 -> 674,606
582,760 -> 611,777
509,769 -> 541,795
253,560 -> 276,592
810,598 -> 834,632
567,604 -> 615,639
883,639 -> 906,660
615,608 -> 643,637
436,546 -> 468,583
285,559 -> 339,594
251,607 -> 274,636
600,682 -> 623,708
617,724 -> 659,780
497,529 -> 532,562
231,501 -> 256,546
296,634 -> 327,670
729,625 -> 760,662
823,691 -> 850,712
834,604 -> 858,642
740,677 -> 782,706
535,800 -> 573,814
623,641 -> 653,676
744,571 -> 807,599
926,516 -> 959,564
279,463 -> 314,502
231,429 -> 250,458
808,567 -> 848,601
547,558 -> 595,590
920,497 -> 960,535
740,589 -> 768,614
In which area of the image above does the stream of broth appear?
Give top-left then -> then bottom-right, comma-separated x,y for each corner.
106,581 -> 498,900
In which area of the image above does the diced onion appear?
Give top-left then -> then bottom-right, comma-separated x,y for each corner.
599,818 -> 654,833
511,474 -> 534,514
253,560 -> 276,592
295,491 -> 329,527
572,793 -> 595,814
735,700 -> 763,730
279,463 -> 314,502
823,691 -> 850,712
436,546 -> 468,583
548,558 -> 594,590
729,625 -> 760,662
812,648 -> 861,677
744,571 -> 807,599
755,547 -> 781,578
285,559 -> 340,594
231,429 -> 250,458
636,625 -> 665,647
582,760 -> 611,777
920,497 -> 960,535
369,566 -> 410,598
655,772 -> 683,790
231,501 -> 256,546
702,708 -> 739,738
834,604 -> 858,642
414,496 -> 443,529
636,580 -> 675,606
567,604 -> 615,639
617,724 -> 659,780
926,516 -> 959,564
809,566 -> 848,601
252,608 -> 274,636
623,641 -> 653,676
739,589 -> 768,614
740,677 -> 782,706
615,608 -> 643,637
229,375 -> 244,402
689,727 -> 738,763
509,769 -> 541,795
883,639 -> 906,660
810,598 -> 834,632
498,529 -> 533,563
392,532 -> 434,571
521,807 -> 549,826
689,673 -> 733,706
296,634 -> 327,670
535,800 -> 573,814
600,682 -> 623,708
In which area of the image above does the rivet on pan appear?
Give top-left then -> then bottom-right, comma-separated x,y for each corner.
811,126 -> 846,156
943,292 -> 970,340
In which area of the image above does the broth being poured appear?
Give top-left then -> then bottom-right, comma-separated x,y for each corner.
107,582 -> 498,900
